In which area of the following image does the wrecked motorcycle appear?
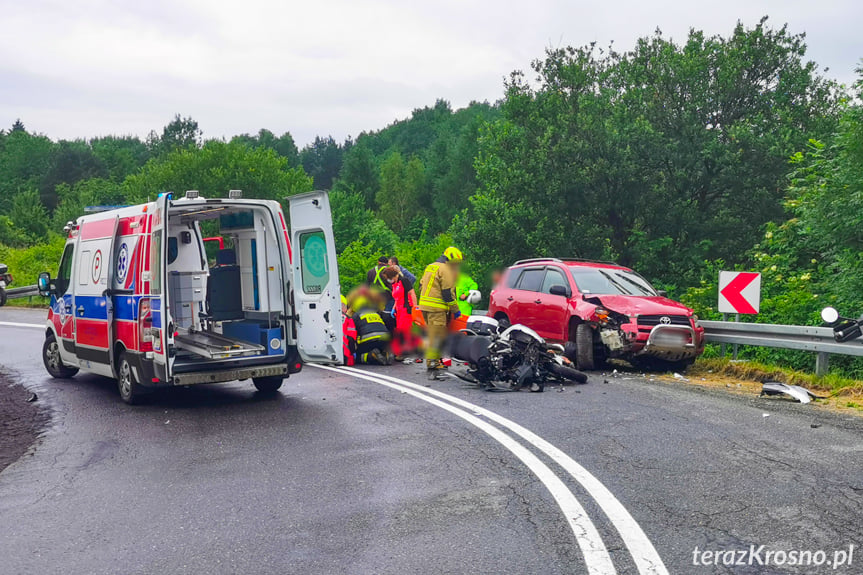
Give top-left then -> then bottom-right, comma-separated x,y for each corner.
449,316 -> 588,392
821,307 -> 863,342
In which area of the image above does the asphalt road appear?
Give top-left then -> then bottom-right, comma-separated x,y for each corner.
1,307 -> 862,574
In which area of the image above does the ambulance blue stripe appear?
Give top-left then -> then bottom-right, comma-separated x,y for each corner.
72,294 -> 144,322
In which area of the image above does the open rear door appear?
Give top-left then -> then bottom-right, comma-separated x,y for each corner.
149,194 -> 173,381
288,191 -> 342,364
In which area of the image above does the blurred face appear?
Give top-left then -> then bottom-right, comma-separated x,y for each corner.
388,259 -> 398,266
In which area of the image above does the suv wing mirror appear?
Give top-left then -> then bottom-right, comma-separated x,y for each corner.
549,284 -> 571,298
37,272 -> 52,297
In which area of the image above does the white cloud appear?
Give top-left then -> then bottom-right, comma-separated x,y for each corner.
0,0 -> 859,145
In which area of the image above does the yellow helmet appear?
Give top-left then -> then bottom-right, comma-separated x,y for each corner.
444,246 -> 463,262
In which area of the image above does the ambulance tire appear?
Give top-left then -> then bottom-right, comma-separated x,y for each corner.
43,333 -> 78,379
116,351 -> 143,405
253,376 -> 284,393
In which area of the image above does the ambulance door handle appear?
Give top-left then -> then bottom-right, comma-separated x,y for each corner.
77,305 -> 85,315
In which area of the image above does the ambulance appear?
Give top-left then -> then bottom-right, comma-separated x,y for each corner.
37,190 -> 342,404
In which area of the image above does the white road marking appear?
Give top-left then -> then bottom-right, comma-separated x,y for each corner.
311,363 -> 617,575
0,321 -> 44,329
336,365 -> 669,575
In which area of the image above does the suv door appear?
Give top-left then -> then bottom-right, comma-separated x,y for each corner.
535,266 -> 571,341
510,267 -> 546,328
289,191 -> 342,364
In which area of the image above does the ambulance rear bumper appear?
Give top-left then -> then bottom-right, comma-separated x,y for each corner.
171,363 -> 289,386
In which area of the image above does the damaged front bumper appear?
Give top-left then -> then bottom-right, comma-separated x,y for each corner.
637,324 -> 701,361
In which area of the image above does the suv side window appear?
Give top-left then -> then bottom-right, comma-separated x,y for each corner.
55,243 -> 75,295
517,268 -> 545,292
506,268 -> 523,289
541,267 -> 567,294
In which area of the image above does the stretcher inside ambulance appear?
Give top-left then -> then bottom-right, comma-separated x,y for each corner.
38,190 -> 342,404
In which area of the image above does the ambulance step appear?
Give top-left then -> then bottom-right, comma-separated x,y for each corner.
174,330 -> 265,359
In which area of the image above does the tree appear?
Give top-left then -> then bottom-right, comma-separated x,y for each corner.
147,114 -> 202,156
89,136 -> 150,182
123,140 -> 312,207
0,130 -> 56,213
375,151 -> 426,234
460,19 -> 842,286
10,119 -> 25,132
231,129 -> 300,167
299,136 -> 343,190
39,140 -> 106,210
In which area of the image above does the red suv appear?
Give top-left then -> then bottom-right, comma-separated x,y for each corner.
488,258 -> 705,371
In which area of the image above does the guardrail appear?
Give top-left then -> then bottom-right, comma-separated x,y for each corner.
4,285 -> 40,299
700,320 -> 863,375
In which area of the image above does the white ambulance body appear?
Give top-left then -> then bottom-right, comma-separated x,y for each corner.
39,190 -> 342,403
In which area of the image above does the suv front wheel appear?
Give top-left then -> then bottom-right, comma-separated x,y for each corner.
573,323 -> 595,371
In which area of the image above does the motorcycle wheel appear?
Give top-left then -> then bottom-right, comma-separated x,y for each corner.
550,362 -> 588,384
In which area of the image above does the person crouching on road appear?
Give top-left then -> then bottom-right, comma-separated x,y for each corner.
351,294 -> 394,365
381,266 -> 420,360
417,246 -> 463,373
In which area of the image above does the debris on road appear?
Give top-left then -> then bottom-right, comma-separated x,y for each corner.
26,392 -> 37,403
760,382 -> 822,404
673,372 -> 689,382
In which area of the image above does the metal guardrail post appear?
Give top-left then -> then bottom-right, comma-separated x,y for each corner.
816,352 -> 829,376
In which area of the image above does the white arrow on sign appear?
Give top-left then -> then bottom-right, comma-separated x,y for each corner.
718,271 -> 761,314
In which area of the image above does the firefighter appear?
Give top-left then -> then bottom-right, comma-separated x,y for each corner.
417,246 -> 463,374
351,295 -> 393,365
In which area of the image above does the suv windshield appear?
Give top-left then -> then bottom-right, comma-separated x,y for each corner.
568,267 -> 656,296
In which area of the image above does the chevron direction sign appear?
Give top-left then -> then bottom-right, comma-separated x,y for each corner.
718,271 -> 761,314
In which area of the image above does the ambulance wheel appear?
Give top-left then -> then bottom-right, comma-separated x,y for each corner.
117,351 -> 143,405
253,376 -> 283,393
43,333 -> 78,379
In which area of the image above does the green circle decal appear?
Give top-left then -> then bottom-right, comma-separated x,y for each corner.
304,235 -> 327,277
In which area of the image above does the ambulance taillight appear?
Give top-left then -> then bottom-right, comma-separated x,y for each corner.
139,298 -> 154,352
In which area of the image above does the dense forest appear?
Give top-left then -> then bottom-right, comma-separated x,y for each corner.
1,18 -> 862,372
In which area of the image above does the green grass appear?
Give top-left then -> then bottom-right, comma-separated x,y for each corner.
691,357 -> 863,396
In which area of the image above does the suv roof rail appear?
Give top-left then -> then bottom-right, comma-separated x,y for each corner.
513,257 -> 563,265
564,258 -> 621,266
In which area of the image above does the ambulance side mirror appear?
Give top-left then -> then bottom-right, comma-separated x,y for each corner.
38,272 -> 53,297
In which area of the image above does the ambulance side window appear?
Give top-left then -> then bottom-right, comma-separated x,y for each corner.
151,231 -> 162,294
299,230 -> 329,295
55,244 -> 75,295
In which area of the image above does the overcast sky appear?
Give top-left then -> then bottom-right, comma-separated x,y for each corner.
1,0 -> 860,146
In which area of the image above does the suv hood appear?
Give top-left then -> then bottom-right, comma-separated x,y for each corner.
588,294 -> 693,317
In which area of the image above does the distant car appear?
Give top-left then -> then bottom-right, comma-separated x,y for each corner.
0,263 -> 12,307
488,258 -> 705,371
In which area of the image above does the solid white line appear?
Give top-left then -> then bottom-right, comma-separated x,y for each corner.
311,363 -> 617,575
337,365 -> 669,575
0,321 -> 44,329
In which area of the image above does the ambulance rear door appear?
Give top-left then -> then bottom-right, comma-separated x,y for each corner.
288,191 -> 342,364
149,194 -> 174,381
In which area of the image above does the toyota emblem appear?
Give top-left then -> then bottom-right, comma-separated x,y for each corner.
659,316 -> 672,325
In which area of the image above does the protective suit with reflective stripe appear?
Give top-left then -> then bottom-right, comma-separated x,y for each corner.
417,257 -> 459,313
